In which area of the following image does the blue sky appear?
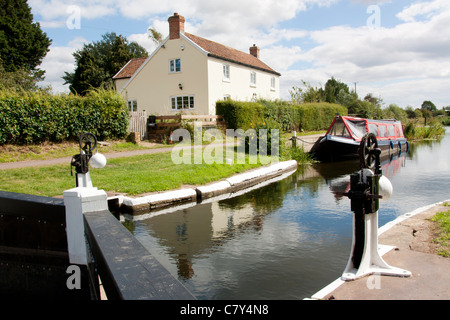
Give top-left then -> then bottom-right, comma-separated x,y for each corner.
29,0 -> 450,108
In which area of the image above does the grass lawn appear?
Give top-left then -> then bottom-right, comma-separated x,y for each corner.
0,149 -> 272,197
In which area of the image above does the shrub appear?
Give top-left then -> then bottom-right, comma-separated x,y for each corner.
216,99 -> 347,132
0,88 -> 128,145
243,118 -> 281,156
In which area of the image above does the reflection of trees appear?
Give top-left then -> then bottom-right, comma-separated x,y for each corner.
219,173 -> 298,216
407,138 -> 443,160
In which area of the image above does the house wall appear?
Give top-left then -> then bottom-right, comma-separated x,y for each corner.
207,58 -> 280,115
121,37 -> 209,115
114,78 -> 129,93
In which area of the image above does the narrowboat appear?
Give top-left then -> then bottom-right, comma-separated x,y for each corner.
310,115 -> 408,162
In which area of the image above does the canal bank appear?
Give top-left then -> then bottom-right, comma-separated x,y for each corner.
118,160 -> 298,214
311,200 -> 450,300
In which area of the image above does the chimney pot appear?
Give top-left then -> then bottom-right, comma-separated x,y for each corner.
168,13 -> 185,40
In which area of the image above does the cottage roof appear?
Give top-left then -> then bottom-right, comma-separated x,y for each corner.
184,33 -> 280,76
113,56 -> 148,80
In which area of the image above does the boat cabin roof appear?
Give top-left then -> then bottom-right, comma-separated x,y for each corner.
326,115 -> 404,141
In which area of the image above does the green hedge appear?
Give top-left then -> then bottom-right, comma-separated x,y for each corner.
0,89 -> 129,145
216,99 -> 347,131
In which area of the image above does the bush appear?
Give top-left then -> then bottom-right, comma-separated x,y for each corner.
0,89 -> 128,145
243,118 -> 281,156
216,99 -> 347,132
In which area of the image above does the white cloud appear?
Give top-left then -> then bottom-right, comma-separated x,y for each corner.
39,36 -> 87,93
30,0 -> 450,107
261,45 -> 304,72
128,32 -> 159,54
396,0 -> 450,22
279,0 -> 450,107
29,0 -> 117,27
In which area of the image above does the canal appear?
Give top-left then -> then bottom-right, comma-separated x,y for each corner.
128,129 -> 450,300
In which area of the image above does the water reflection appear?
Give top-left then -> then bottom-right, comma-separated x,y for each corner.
137,195 -> 284,280
130,130 -> 450,299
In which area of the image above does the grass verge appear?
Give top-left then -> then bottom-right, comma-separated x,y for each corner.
431,205 -> 450,257
0,141 -> 153,163
0,149 -> 274,197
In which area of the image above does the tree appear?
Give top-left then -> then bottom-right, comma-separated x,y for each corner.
63,33 -> 148,95
384,104 -> 407,122
148,27 -> 163,45
324,77 -> 349,104
0,64 -> 48,91
289,80 -> 324,103
0,0 -> 52,87
421,100 -> 437,112
364,93 -> 383,108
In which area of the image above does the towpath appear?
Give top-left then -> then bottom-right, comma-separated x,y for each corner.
311,201 -> 450,300
0,143 -> 210,170
0,134 -> 324,170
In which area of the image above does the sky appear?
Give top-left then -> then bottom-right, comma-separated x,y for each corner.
28,0 -> 450,109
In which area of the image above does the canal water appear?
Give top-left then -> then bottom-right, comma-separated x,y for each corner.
128,129 -> 450,300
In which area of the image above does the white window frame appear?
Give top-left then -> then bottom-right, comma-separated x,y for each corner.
250,71 -> 256,87
270,77 -> 276,90
171,95 -> 195,110
223,64 -> 230,82
127,99 -> 137,112
169,58 -> 181,73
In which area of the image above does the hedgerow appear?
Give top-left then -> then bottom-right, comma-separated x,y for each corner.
216,99 -> 347,132
0,89 -> 128,145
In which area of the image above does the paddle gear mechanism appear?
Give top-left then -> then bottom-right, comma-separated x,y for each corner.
342,133 -> 411,280
70,133 -> 105,187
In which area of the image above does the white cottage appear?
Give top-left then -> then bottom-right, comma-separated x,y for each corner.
113,13 -> 281,115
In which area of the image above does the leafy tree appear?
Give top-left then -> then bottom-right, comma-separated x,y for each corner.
383,104 -> 407,122
421,100 -> 437,112
290,78 -> 354,106
63,33 -> 148,95
289,80 -> 324,103
364,93 -> 383,108
0,0 -> 52,87
0,64 -> 49,91
324,77 -> 349,104
148,27 -> 163,45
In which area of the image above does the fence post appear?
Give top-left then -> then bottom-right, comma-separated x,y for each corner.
63,187 -> 108,265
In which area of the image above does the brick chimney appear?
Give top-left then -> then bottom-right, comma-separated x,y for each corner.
168,13 -> 185,40
250,44 -> 260,59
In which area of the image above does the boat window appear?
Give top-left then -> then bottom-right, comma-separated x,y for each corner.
368,123 -> 378,136
387,125 -> 395,137
346,120 -> 365,139
395,124 -> 403,137
328,118 -> 351,137
378,125 -> 388,138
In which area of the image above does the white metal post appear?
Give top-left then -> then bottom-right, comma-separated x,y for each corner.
342,209 -> 412,280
